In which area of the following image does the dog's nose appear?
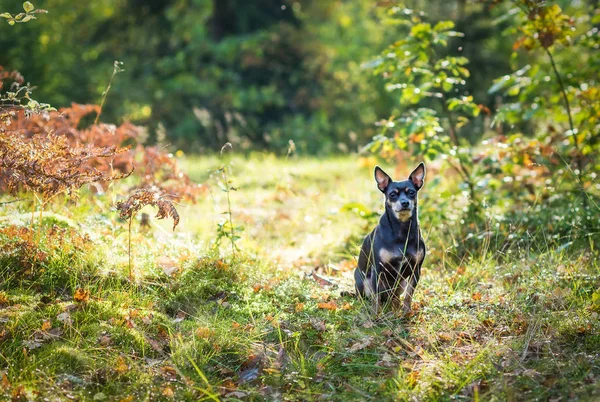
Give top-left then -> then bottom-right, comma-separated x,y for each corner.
401,201 -> 410,208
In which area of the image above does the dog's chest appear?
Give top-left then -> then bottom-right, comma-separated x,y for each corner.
378,243 -> 424,267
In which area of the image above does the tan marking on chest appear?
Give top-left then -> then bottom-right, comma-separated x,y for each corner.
379,248 -> 396,264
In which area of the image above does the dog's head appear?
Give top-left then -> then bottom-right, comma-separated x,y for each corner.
374,163 -> 426,222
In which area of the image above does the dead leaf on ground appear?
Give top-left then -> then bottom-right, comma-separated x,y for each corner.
2,372 -> 10,389
196,327 -> 215,339
311,271 -> 335,287
145,336 -> 164,353
349,336 -> 373,352
225,391 -> 248,398
115,356 -> 128,374
317,301 -> 337,311
407,370 -> 420,387
311,319 -> 327,332
161,386 -> 174,398
41,319 -> 51,332
141,314 -> 153,325
57,312 -> 73,326
238,367 -> 260,383
74,288 -> 90,303
376,352 -> 396,368
161,365 -> 178,381
157,256 -> 179,277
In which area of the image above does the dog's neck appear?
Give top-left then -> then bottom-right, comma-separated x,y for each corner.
382,203 -> 420,240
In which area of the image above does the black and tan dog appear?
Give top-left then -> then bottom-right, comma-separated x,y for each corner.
354,163 -> 426,314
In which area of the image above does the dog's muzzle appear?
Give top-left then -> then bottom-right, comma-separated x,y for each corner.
395,208 -> 412,221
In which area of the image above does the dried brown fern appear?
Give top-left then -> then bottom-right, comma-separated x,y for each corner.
0,131 -> 132,202
116,187 -> 180,231
2,103 -> 204,202
116,187 -> 180,281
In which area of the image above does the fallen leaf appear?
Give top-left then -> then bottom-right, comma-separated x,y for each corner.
41,320 -> 51,332
23,339 -> 42,350
57,312 -> 73,326
44,327 -> 63,339
349,336 -> 373,352
161,366 -> 178,381
407,370 -> 420,387
12,385 -> 26,400
376,352 -> 396,368
119,397 -> 134,402
2,372 -> 10,389
162,386 -> 174,398
99,334 -> 112,346
311,319 -> 326,332
115,356 -> 128,374
295,303 -> 304,312
312,271 -> 335,287
317,301 -> 337,311
274,345 -> 287,370
196,327 -> 214,339
238,367 -> 260,383
472,292 -> 482,301
226,391 -> 248,398
74,288 -> 89,303
157,257 -> 179,276
145,337 -> 163,352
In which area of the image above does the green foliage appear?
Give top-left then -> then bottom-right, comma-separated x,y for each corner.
364,6 -> 483,217
0,2 -> 47,25
364,1 -> 600,253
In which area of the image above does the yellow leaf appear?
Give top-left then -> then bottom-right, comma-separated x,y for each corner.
407,370 -> 420,387
1,372 -> 10,389
41,320 -> 51,331
196,327 -> 214,339
317,301 -> 337,311
162,386 -> 174,398
115,356 -> 129,374
74,288 -> 89,303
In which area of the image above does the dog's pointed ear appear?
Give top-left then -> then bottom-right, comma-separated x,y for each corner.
409,162 -> 426,190
374,166 -> 392,193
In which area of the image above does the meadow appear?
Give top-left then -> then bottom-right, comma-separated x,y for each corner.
1,154 -> 598,401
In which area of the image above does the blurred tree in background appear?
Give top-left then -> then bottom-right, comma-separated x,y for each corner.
0,0 -> 598,159
0,0 -> 389,153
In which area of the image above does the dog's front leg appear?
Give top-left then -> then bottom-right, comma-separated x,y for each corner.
391,278 -> 407,311
403,265 -> 421,314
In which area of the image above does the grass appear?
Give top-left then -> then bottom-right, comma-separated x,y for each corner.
0,154 -> 599,401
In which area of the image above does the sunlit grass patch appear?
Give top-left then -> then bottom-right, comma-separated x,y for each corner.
0,155 -> 598,400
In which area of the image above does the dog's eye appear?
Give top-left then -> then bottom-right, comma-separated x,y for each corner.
389,192 -> 398,199
407,189 -> 416,196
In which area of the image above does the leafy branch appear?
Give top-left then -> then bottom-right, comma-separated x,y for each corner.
0,2 -> 47,25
